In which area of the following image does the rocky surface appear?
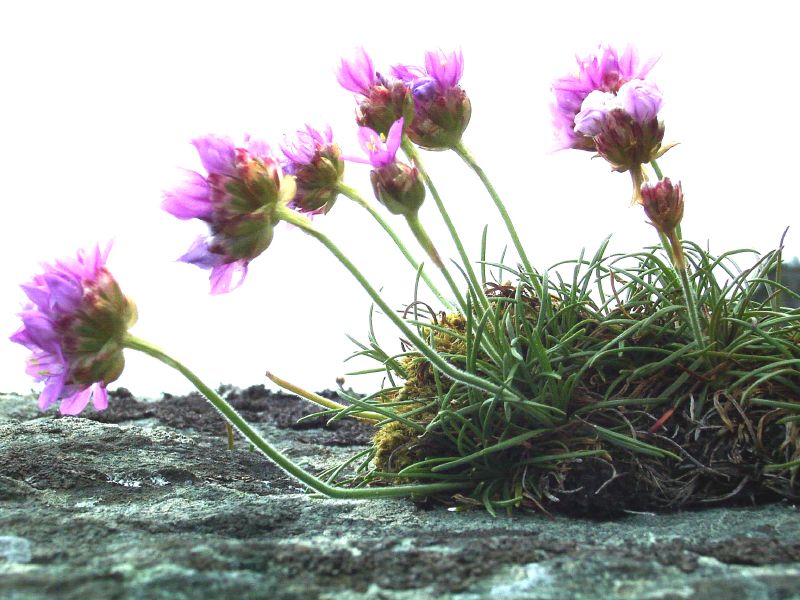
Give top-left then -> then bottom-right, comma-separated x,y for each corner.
1,386 -> 799,599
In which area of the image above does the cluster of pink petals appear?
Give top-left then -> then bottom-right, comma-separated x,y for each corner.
336,47 -> 376,96
10,245 -> 114,414
392,49 -> 464,95
356,118 -> 404,168
573,79 -> 663,137
281,125 -> 335,167
551,44 -> 659,150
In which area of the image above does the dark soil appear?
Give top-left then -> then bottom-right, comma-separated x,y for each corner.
98,384 -> 375,445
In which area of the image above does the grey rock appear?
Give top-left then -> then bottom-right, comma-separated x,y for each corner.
1,390 -> 799,599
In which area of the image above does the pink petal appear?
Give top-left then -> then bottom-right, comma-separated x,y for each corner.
59,387 -> 93,415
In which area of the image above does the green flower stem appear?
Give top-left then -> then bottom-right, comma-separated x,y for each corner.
404,212 -> 468,314
401,138 -> 490,314
336,182 -> 455,312
265,370 -> 383,422
123,334 -> 469,499
276,206 -> 514,400
453,141 -> 540,296
664,231 -> 707,349
650,159 -> 664,181
651,159 -> 697,343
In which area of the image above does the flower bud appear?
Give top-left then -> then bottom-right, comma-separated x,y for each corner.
370,161 -> 426,217
10,244 -> 137,415
641,177 -> 684,234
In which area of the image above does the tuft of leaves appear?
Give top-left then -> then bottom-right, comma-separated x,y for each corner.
332,240 -> 799,516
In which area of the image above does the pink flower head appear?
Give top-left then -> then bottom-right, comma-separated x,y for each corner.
551,44 -> 659,150
10,244 -> 137,415
390,49 -> 470,150
336,47 -> 377,96
164,135 -> 296,294
281,125 -> 344,215
357,118 -> 404,168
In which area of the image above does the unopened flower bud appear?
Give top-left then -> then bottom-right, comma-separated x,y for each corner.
370,161 -> 426,217
641,178 -> 684,234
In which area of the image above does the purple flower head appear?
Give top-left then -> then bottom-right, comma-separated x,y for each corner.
164,135 -> 296,294
389,49 -> 470,150
551,44 -> 659,150
336,47 -> 377,96
281,125 -> 344,215
357,118 -> 404,168
10,244 -> 137,415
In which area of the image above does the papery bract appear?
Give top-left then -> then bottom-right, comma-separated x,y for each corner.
164,135 -> 296,294
9,244 -> 137,415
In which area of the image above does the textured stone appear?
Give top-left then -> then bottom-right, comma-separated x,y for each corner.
1,389 -> 799,599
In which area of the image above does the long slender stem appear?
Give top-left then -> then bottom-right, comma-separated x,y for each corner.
404,212 -> 468,314
265,370 -> 382,422
277,206 -> 517,401
651,159 -> 697,343
124,334 -> 469,499
336,182 -> 455,312
401,138 -> 490,314
453,141 -> 538,294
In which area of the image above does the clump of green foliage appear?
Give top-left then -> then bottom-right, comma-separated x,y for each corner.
326,240 -> 800,515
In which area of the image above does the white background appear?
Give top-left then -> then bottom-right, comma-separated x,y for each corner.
1,1 -> 797,399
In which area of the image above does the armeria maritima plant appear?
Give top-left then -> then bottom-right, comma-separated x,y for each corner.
13,44 -> 799,516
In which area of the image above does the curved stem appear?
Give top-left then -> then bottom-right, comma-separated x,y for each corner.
276,206 -> 516,401
337,182 -> 455,312
453,141 -> 538,294
404,212 -> 468,314
401,138 -> 489,314
124,334 -> 469,499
